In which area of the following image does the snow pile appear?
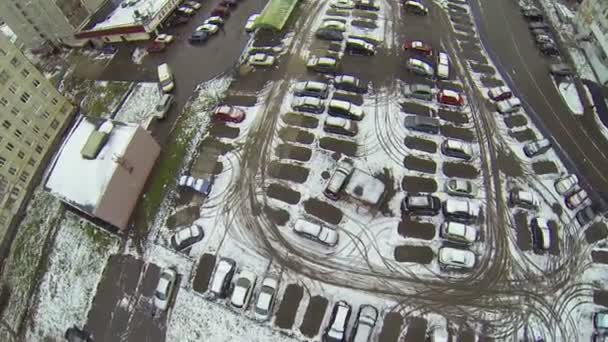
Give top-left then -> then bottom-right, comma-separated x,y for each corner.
558,82 -> 584,115
569,48 -> 598,82
131,47 -> 148,64
25,212 -> 119,340
114,82 -> 161,124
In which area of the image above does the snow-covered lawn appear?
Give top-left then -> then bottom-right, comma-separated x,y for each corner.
25,212 -> 120,340
569,48 -> 598,83
114,82 -> 161,125
558,82 -> 584,115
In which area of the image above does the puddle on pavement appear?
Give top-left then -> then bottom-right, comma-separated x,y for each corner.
278,126 -> 315,144
166,205 -> 200,229
379,312 -> 403,342
470,63 -> 495,75
440,125 -> 475,142
299,296 -> 328,338
268,161 -> 310,183
332,91 -> 364,106
209,123 -> 240,139
442,162 -> 479,179
404,136 -> 437,153
532,161 -> 558,175
398,218 -> 436,240
586,222 -> 607,244
438,109 -> 469,125
192,253 -> 217,294
263,205 -> 290,227
404,156 -> 437,174
223,94 -> 258,107
394,245 -> 434,263
496,149 -> 523,178
282,112 -> 319,129
403,317 -> 427,342
592,250 -> 608,264
504,115 -> 527,128
266,183 -> 301,205
509,128 -> 536,142
274,284 -> 304,330
514,211 -> 532,251
402,176 -> 438,193
401,102 -> 434,116
319,137 -> 358,157
276,144 -> 312,162
303,198 -> 343,225
480,77 -> 504,88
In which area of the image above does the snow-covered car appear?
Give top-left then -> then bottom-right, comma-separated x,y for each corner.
403,40 -> 433,57
324,160 -> 354,200
350,304 -> 378,342
402,83 -> 433,100
204,16 -> 225,26
549,63 -> 573,77
152,94 -> 174,119
196,23 -> 219,35
406,58 -> 434,77
231,270 -> 257,309
404,115 -> 440,134
307,56 -> 338,73
154,33 -> 174,44
294,81 -> 329,98
530,217 -> 551,251
565,188 -> 588,210
509,189 -> 539,210
345,38 -> 376,56
438,247 -> 475,270
254,277 -> 278,321
248,53 -> 275,67
245,14 -> 259,32
440,221 -> 478,244
442,199 -> 480,224
487,86 -> 512,101
213,105 -> 245,123
293,218 -> 339,246
324,116 -> 358,137
334,75 -> 367,93
330,0 -> 355,9
496,97 -> 522,114
184,0 -> 201,10
321,20 -> 347,32
354,0 -> 379,11
445,178 -> 477,198
402,194 -> 441,216
210,257 -> 236,298
577,205 -> 596,226
176,6 -> 195,16
328,99 -> 364,120
523,138 -> 551,157
437,51 -> 449,79
441,139 -> 473,160
154,268 -> 177,311
178,174 -> 213,196
292,97 -> 326,114
404,0 -> 428,15
437,89 -> 464,106
554,174 -> 578,196
171,224 -> 204,251
323,301 -> 352,341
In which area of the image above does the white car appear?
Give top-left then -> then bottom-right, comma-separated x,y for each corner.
254,277 -> 278,321
324,116 -> 358,137
441,139 -> 473,160
442,199 -> 480,224
509,189 -> 540,210
196,23 -> 219,35
205,16 -> 225,26
231,271 -> 257,309
248,53 -> 275,67
438,247 -> 475,270
323,301 -> 352,341
554,174 -> 578,196
321,20 -> 346,32
523,138 -> 551,157
445,178 -> 478,198
350,305 -> 378,342
496,97 -> 522,114
566,188 -> 588,209
330,0 -> 355,9
293,219 -> 339,246
406,58 -> 434,77
154,268 -> 177,311
245,14 -> 259,32
154,34 -> 174,44
185,0 -> 201,9
437,51 -> 449,79
440,221 -> 478,244
177,6 -> 195,15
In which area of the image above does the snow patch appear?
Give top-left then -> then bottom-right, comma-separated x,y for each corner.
131,47 -> 148,65
114,82 -> 161,124
558,82 -> 584,115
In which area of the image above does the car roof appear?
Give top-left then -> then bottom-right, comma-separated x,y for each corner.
440,89 -> 460,98
408,195 -> 431,206
330,99 -> 352,110
445,199 -> 470,212
517,190 -> 535,202
294,219 -> 322,236
445,139 -> 466,150
326,116 -> 348,127
439,247 -> 474,266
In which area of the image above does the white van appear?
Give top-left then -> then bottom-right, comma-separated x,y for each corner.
157,63 -> 174,93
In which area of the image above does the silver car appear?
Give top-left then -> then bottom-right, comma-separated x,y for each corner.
402,83 -> 433,100
154,268 -> 178,311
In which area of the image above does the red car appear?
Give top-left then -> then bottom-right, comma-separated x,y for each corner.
487,86 -> 513,101
437,89 -> 464,106
220,0 -> 238,7
211,6 -> 231,18
213,105 -> 245,123
146,42 -> 166,53
403,40 -> 433,57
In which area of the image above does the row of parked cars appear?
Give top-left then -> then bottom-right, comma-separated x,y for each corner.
521,4 -> 559,56
403,40 -> 451,79
553,173 -> 596,226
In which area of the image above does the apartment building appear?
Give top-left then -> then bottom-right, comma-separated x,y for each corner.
0,33 -> 76,242
0,0 -> 105,49
575,0 -> 608,85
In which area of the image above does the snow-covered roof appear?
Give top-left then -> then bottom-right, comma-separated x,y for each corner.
0,24 -> 18,44
343,169 -> 385,205
92,0 -> 172,31
46,116 -> 137,211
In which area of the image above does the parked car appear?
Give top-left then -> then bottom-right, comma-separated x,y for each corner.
220,0 -> 238,7
530,27 -> 550,36
178,174 -> 213,195
441,139 -> 473,160
487,86 -> 512,101
565,188 -> 588,209
529,21 -> 549,30
345,38 -> 376,56
523,138 -> 551,157
245,14 -> 259,32
334,75 -> 367,93
404,0 -> 428,15
210,257 -> 236,298
530,217 -> 551,251
254,277 -> 278,321
445,178 -> 477,198
402,83 -> 433,101
176,6 -> 195,16
496,97 -> 522,114
350,305 -> 378,342
184,0 -> 202,10
171,224 -> 204,251
231,271 -> 257,309
355,0 -> 379,11
403,40 -> 433,57
509,189 -> 539,210
442,199 -> 480,223
205,16 -> 225,26
248,53 -> 275,67
189,30 -> 209,44
324,160 -> 354,200
403,115 -> 440,134
307,56 -> 338,73
293,219 -> 339,246
213,105 -> 245,123
167,14 -> 190,26
323,301 -> 352,342
211,6 -> 230,18
316,28 -> 344,41
576,205 -> 596,226
321,20 -> 347,32
437,51 -> 449,79
330,0 -> 355,9
438,247 -> 475,270
554,174 -> 578,196
594,311 -> 608,332
540,43 -> 559,56
535,34 -> 554,46
523,8 -> 543,20
196,23 -> 219,35
401,194 -> 441,216
154,267 -> 177,310
292,97 -> 326,114
406,58 -> 434,77
294,81 -> 329,98
328,99 -> 364,120
440,221 -> 478,244
324,117 -> 358,137
154,33 -> 174,44
549,63 -> 573,77
147,41 -> 166,53
437,89 -> 464,106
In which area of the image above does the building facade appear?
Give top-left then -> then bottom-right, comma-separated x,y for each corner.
0,33 -> 76,241
575,0 -> 608,85
0,0 -> 105,49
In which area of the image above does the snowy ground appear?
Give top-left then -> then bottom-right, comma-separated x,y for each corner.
114,82 -> 162,125
25,212 -> 120,341
557,82 -> 584,115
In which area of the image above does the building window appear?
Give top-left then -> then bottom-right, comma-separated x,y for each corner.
0,157 -> 5,167
60,103 -> 71,115
8,167 -> 16,176
0,70 -> 9,85
24,139 -> 32,147
43,133 -> 50,141
6,143 -> 14,152
21,118 -> 30,126
8,83 -> 17,94
50,119 -> 59,130
2,120 -> 11,129
50,98 -> 58,105
16,151 -> 24,159
32,79 -> 40,87
27,158 -> 35,166
42,110 -> 50,119
41,88 -> 49,97
20,92 -> 30,103
10,57 -> 20,68
32,126 -> 40,134
19,172 -> 29,183
0,98 -> 6,107
14,130 -> 22,139
10,187 -> 20,196
0,49 -> 6,56
20,69 -> 29,78
35,145 -> 43,154
10,107 -> 19,116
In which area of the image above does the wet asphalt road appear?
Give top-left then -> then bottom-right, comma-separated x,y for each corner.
469,0 -> 608,207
